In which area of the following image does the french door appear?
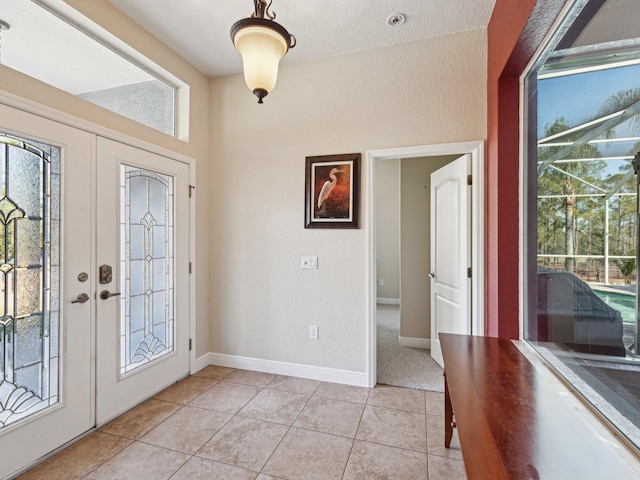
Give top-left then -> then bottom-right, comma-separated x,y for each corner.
0,105 -> 93,478
95,138 -> 190,424
0,106 -> 190,478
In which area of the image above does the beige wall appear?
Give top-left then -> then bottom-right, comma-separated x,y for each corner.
0,3 -> 488,373
0,0 -> 212,357
375,159 -> 400,301
400,155 -> 459,340
210,29 -> 487,373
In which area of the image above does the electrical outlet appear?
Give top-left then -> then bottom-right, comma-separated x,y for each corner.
378,278 -> 384,286
309,325 -> 318,339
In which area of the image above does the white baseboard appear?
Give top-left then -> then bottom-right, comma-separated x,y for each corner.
399,337 -> 431,349
192,352 -> 212,374
205,352 -> 369,387
376,298 -> 400,305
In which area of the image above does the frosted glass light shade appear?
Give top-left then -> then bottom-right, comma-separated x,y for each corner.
232,23 -> 290,103
231,18 -> 295,103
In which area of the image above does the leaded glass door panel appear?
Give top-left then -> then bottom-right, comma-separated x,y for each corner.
120,165 -> 176,374
96,137 -> 189,424
0,105 -> 93,479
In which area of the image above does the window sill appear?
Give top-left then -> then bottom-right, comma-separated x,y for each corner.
515,339 -> 640,472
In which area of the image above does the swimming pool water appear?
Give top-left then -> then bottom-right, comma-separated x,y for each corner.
593,290 -> 636,325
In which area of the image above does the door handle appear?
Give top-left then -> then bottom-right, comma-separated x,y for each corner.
100,290 -> 121,300
429,272 -> 436,278
71,293 -> 90,304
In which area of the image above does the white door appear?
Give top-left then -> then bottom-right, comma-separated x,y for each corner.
0,105 -> 93,478
95,137 -> 190,424
430,155 -> 471,367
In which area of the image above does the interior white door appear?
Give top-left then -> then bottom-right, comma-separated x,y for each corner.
95,137 -> 190,424
430,154 -> 470,368
0,105 -> 93,479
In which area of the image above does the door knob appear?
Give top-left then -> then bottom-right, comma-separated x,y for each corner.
100,290 -> 121,300
429,272 -> 436,278
71,293 -> 90,304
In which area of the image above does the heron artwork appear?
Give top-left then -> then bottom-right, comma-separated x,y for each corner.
317,167 -> 342,210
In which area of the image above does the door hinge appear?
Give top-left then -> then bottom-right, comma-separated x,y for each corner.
189,262 -> 192,274
467,267 -> 472,278
189,338 -> 192,351
467,175 -> 472,186
189,185 -> 195,198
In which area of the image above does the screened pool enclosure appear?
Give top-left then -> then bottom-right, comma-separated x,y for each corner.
535,76 -> 640,354
526,0 -> 640,450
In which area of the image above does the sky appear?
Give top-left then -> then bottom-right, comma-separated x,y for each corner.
538,63 -> 640,140
537,63 -> 640,177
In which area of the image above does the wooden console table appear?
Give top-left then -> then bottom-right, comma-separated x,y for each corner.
440,333 -> 640,479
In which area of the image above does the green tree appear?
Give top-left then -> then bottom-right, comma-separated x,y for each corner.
538,117 -> 605,272
599,88 -> 640,134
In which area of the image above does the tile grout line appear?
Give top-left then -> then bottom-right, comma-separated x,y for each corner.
92,370 -> 237,480
187,371 -> 269,476
25,369 -> 461,480
253,377 -> 323,477
339,386 -> 372,480
165,369 -> 241,480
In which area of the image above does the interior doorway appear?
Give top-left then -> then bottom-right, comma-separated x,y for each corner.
366,141 -> 485,388
375,155 -> 460,388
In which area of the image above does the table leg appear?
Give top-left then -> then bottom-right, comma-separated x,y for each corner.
444,372 -> 453,448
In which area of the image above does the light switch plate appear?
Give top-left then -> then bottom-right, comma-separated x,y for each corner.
309,325 -> 318,339
301,256 -> 318,269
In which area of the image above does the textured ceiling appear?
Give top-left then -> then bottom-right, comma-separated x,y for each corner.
108,0 -> 498,77
0,0 -> 496,95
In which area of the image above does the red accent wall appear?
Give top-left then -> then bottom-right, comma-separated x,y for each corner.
486,0 -> 567,337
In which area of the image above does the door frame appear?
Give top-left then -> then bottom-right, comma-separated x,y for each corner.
0,90 -> 197,384
365,140 -> 485,387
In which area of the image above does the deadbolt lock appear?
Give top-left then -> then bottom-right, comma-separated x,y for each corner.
99,264 -> 113,284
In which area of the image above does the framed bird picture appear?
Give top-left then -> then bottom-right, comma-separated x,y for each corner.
304,153 -> 360,229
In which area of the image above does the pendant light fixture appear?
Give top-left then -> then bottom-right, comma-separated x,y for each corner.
230,0 -> 296,104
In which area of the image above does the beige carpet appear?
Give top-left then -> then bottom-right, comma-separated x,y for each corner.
376,304 -> 444,392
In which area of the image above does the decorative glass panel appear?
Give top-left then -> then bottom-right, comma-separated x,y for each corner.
0,133 -> 59,429
120,165 -> 174,374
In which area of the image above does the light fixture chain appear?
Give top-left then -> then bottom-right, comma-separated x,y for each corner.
252,0 -> 276,20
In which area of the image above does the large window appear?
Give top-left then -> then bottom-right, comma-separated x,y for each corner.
525,0 -> 640,449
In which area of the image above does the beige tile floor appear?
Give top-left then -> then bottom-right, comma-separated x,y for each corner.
18,366 -> 466,480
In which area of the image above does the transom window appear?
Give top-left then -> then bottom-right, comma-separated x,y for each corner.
0,0 -> 187,138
